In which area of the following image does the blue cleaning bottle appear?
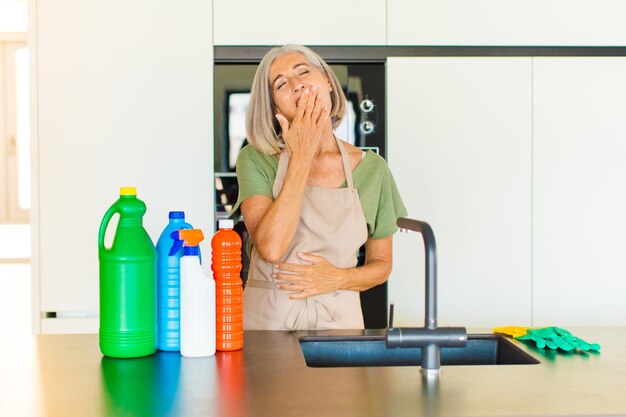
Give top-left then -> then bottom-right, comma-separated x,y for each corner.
156,211 -> 193,351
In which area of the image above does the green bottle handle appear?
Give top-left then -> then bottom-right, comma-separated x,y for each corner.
99,205 -> 119,251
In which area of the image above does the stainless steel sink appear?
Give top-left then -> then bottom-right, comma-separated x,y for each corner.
299,334 -> 539,367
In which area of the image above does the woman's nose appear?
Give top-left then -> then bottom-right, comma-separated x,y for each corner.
291,80 -> 306,93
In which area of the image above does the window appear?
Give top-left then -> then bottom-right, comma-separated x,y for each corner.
1,32 -> 30,260
1,36 -> 29,224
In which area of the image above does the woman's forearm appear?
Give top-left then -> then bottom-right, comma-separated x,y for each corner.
341,257 -> 392,292
250,155 -> 311,263
250,90 -> 331,263
341,236 -> 394,292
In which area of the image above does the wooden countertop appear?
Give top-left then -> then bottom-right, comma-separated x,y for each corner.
1,328 -> 624,417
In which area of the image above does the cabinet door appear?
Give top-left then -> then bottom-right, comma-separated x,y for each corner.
533,58 -> 626,326
387,57 -> 532,327
34,1 -> 214,333
388,0 -> 626,46
213,0 -> 386,46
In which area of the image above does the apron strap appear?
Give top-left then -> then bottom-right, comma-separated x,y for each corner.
285,297 -> 337,331
247,278 -> 338,331
246,279 -> 276,290
335,136 -> 355,190
273,151 -> 289,198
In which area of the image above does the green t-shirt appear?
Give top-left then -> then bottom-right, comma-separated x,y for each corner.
231,144 -> 407,240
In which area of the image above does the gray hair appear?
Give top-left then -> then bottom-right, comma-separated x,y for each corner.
245,44 -> 346,155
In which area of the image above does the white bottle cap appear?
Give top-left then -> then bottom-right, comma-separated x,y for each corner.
219,219 -> 234,229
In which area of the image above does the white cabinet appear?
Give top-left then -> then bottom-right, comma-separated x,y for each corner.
532,58 -> 626,326
387,57 -> 532,327
387,0 -> 626,46
387,56 -> 626,328
32,0 -> 214,333
213,0 -> 386,46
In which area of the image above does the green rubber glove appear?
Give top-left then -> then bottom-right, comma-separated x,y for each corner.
515,327 -> 601,352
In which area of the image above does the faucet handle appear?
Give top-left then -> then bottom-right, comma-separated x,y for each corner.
388,302 -> 395,328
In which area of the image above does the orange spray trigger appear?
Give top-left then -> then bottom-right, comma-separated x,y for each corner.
178,229 -> 204,246
169,229 -> 205,256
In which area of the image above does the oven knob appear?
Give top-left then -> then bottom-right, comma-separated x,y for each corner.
360,99 -> 375,113
360,121 -> 375,135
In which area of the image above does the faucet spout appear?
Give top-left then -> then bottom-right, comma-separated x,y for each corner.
397,218 -> 438,329
387,218 -> 467,375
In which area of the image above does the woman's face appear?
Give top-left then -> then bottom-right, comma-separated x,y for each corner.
268,52 -> 332,123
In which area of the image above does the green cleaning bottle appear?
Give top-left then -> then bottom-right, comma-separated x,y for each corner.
98,187 -> 157,358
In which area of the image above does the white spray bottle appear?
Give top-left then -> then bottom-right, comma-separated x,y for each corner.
170,229 -> 215,357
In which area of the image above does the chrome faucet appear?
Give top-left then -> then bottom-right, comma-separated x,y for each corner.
386,217 -> 468,376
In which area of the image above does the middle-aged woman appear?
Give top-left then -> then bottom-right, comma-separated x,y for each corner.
232,44 -> 407,331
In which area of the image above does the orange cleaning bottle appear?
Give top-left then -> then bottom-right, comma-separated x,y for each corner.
211,219 -> 243,351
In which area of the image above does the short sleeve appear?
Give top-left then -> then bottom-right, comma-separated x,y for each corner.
229,145 -> 277,221
354,152 -> 408,239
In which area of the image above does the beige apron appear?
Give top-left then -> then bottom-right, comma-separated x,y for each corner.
243,137 -> 368,330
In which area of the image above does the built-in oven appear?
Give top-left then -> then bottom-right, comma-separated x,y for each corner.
214,53 -> 387,328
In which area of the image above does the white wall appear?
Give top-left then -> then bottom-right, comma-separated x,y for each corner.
31,0 -> 214,333
29,0 -> 626,332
